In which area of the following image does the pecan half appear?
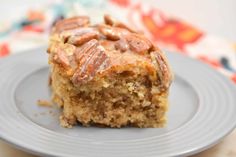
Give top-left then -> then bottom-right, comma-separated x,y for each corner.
72,42 -> 110,84
54,16 -> 90,33
68,31 -> 99,46
60,27 -> 97,42
114,22 -> 137,33
98,25 -> 129,41
125,34 -> 153,55
104,14 -> 136,32
104,14 -> 115,26
150,50 -> 172,90
74,39 -> 99,62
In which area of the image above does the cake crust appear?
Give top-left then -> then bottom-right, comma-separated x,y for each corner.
47,15 -> 172,128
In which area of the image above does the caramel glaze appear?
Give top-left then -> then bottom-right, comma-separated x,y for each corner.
48,15 -> 172,90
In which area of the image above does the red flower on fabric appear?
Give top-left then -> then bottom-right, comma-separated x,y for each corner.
110,0 -> 130,7
0,43 -> 10,57
198,56 -> 221,68
23,25 -> 44,33
231,74 -> 236,84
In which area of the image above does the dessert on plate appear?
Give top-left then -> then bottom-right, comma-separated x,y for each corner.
47,15 -> 172,128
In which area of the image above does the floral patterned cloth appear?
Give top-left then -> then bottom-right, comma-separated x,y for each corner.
0,0 -> 236,83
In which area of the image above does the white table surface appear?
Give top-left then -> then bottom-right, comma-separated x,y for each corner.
0,0 -> 235,156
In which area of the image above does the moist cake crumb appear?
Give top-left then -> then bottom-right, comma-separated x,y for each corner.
37,99 -> 53,107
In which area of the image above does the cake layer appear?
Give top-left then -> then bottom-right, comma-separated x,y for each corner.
47,15 -> 172,128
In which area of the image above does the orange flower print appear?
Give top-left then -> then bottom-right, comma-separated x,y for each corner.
129,4 -> 203,51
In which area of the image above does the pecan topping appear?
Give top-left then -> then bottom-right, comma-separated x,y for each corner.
74,39 -> 99,62
114,22 -> 136,33
72,40 -> 110,84
54,16 -> 90,33
104,14 -> 136,32
115,38 -> 129,52
60,27 -> 97,42
150,51 -> 172,90
125,34 -> 153,55
53,50 -> 70,68
68,31 -> 99,46
49,14 -> 171,88
104,14 -> 115,26
98,25 -> 129,41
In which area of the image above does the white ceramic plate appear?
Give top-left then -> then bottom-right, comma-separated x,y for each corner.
0,47 -> 236,157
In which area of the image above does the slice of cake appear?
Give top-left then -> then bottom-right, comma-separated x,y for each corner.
47,15 -> 172,128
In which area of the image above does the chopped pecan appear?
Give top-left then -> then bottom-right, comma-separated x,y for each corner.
67,29 -> 99,46
72,43 -> 110,84
98,25 -> 129,41
53,50 -> 70,68
54,16 -> 90,33
115,38 -> 129,52
125,34 -> 153,55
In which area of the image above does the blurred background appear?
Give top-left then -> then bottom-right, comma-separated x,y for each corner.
0,0 -> 236,81
1,0 -> 236,40
0,0 -> 236,156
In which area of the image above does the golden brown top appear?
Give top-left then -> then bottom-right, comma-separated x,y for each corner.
48,15 -> 172,90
